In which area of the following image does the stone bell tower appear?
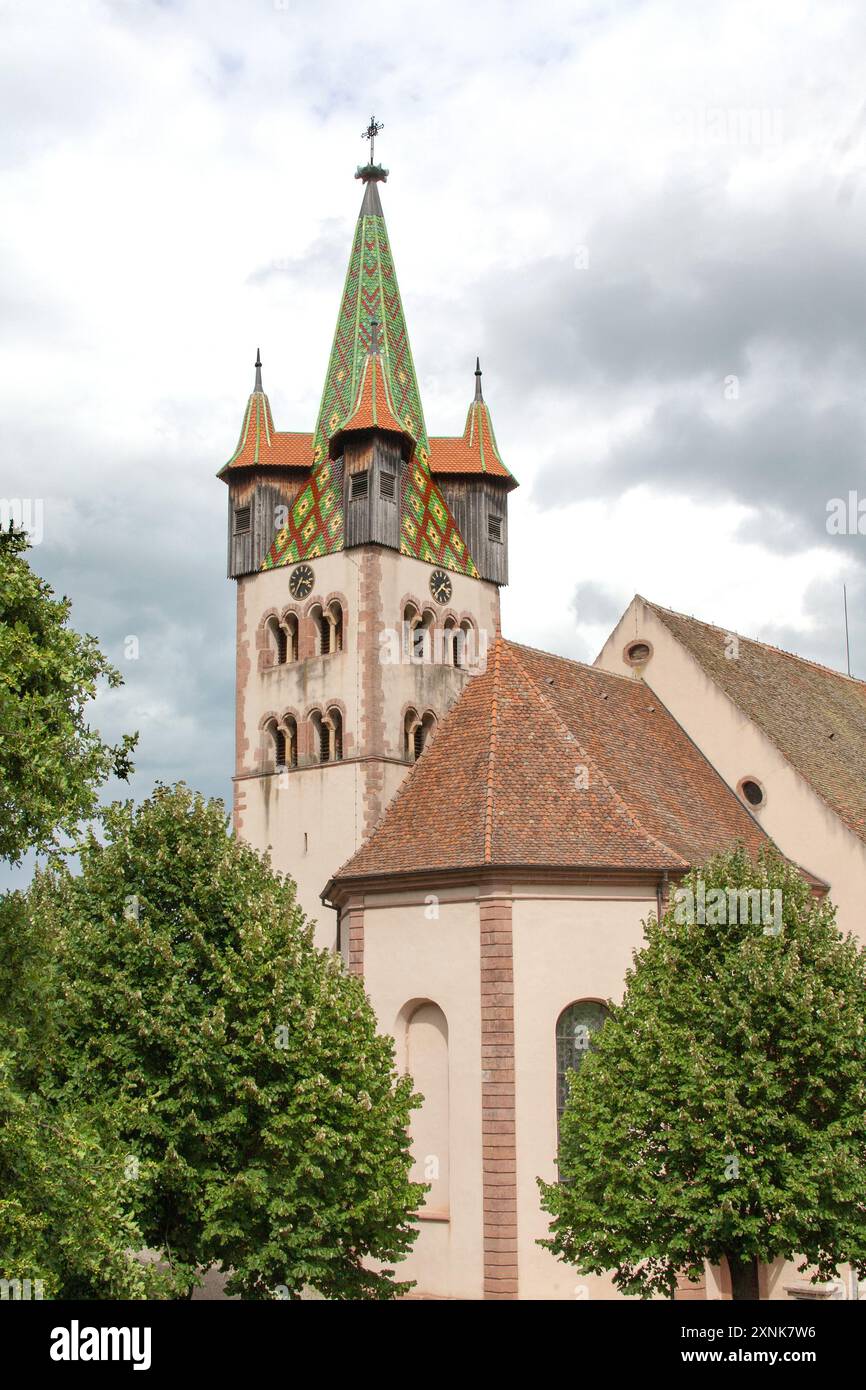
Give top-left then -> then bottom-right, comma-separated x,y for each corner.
219,150 -> 517,949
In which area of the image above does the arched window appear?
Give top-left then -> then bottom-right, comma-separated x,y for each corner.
405,709 -> 436,762
403,707 -> 419,761
273,724 -> 285,768
454,618 -> 475,670
416,609 -> 435,663
443,616 -> 458,666
403,602 -> 419,657
458,617 -> 478,669
311,602 -> 344,656
309,604 -> 327,656
556,1001 -> 609,1129
405,1001 -> 450,1217
309,710 -> 328,763
266,617 -> 284,665
283,612 -> 299,663
267,716 -> 297,772
281,715 -> 298,769
309,709 -> 343,763
328,601 -> 344,653
326,707 -> 343,761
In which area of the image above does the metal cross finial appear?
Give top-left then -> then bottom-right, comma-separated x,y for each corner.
362,115 -> 384,165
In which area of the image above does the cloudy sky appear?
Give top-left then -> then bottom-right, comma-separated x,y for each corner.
3,0 -> 865,884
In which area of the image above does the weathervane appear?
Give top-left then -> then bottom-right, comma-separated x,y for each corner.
356,116 -> 388,184
362,115 -> 383,164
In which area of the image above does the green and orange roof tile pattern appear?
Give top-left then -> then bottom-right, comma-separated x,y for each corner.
222,173 -> 512,576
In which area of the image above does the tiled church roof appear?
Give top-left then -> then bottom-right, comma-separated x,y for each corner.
330,639 -> 770,884
642,599 -> 866,844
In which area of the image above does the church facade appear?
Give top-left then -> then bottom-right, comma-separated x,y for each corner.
220,160 -> 866,1301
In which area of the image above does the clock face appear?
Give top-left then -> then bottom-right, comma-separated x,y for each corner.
429,568 -> 452,605
289,564 -> 315,600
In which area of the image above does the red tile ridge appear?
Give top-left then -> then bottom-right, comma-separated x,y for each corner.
639,595 -> 866,688
509,637 -> 637,686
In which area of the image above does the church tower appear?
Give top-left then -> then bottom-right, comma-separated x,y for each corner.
220,148 -> 517,948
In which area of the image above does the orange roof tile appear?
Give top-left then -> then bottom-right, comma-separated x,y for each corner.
330,639 -> 770,884
330,348 -> 414,449
218,389 -> 313,477
428,433 -> 513,481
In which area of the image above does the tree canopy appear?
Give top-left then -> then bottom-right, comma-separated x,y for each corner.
0,525 -> 135,864
48,783 -> 424,1298
540,846 -> 866,1299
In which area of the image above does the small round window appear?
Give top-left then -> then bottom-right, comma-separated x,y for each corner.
624,640 -> 652,666
739,778 -> 765,807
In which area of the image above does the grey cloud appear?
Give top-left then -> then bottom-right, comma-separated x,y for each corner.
3,415 -> 236,821
484,186 -> 866,399
536,395 -> 866,557
570,581 -> 625,627
739,570 -> 866,683
247,219 -> 349,287
470,182 -> 866,564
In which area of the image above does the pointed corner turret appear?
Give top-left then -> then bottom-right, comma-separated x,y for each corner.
218,348 -> 277,479
459,360 -> 514,485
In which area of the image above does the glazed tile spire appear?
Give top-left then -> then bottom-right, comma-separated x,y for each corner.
462,358 -> 510,477
312,169 -> 429,464
220,348 -> 275,473
262,164 -> 479,577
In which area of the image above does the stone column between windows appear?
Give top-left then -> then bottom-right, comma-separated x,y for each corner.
479,887 -> 517,1299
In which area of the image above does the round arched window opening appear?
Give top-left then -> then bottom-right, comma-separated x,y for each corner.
555,1000 -> 610,1131
624,639 -> 652,667
739,777 -> 765,807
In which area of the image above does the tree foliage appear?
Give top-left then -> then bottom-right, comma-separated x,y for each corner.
0,538 -> 158,1298
0,894 -> 174,1299
0,525 -> 135,864
540,846 -> 866,1298
49,784 -> 424,1298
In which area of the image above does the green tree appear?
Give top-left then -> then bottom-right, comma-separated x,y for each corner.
0,536 -> 159,1299
0,1053 -> 176,1300
540,846 -> 866,1299
50,783 -> 424,1299
0,892 -> 174,1299
0,525 -> 135,864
